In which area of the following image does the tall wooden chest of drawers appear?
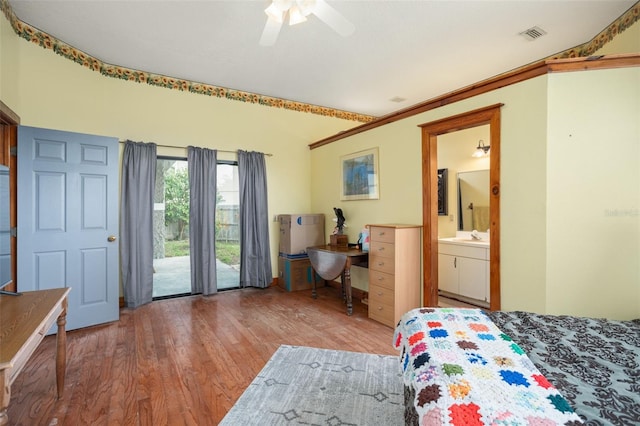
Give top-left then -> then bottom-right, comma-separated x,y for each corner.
368,224 -> 422,327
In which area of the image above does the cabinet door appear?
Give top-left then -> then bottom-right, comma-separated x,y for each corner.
438,254 -> 458,293
458,257 -> 487,300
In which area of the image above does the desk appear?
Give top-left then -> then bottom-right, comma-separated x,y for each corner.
0,288 -> 71,426
307,245 -> 368,315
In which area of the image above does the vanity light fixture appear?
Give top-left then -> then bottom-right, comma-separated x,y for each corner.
472,140 -> 490,158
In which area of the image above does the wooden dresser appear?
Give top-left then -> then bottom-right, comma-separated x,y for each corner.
367,224 -> 422,327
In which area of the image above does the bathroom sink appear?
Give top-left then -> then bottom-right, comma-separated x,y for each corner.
439,237 -> 489,246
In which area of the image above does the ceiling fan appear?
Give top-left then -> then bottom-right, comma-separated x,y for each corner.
259,0 -> 355,46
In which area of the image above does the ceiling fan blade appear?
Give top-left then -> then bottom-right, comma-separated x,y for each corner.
260,16 -> 284,46
311,0 -> 355,37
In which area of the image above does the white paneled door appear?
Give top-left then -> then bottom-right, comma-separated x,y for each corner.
17,126 -> 119,331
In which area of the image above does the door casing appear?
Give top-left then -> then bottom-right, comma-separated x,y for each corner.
420,104 -> 502,310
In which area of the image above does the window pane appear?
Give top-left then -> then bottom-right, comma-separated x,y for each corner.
216,164 -> 240,290
153,158 -> 191,298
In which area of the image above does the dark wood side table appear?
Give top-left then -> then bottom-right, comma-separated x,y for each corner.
307,245 -> 368,315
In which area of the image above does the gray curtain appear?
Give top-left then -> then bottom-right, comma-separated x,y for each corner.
238,150 -> 272,288
187,146 -> 218,296
120,141 -> 157,308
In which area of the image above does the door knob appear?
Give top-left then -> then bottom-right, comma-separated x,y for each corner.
108,235 -> 117,242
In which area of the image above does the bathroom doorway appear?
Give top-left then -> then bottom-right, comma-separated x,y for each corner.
419,104 -> 502,310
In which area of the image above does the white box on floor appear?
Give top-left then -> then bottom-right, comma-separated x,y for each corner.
278,214 -> 325,255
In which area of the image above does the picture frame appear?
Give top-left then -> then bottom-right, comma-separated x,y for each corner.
340,147 -> 379,200
437,168 -> 448,216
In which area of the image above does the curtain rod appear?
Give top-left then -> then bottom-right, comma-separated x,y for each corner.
119,140 -> 272,157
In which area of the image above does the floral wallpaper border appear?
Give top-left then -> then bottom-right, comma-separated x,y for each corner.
0,0 -> 375,123
1,0 -> 638,122
549,1 -> 639,59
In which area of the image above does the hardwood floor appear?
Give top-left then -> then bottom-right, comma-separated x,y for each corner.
6,285 -> 397,425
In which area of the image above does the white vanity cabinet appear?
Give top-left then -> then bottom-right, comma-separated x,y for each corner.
438,240 -> 490,303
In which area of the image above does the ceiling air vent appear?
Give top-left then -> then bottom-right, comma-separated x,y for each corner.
390,96 -> 406,103
520,26 -> 547,41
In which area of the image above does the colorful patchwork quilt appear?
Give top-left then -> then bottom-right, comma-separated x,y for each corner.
394,308 -> 583,425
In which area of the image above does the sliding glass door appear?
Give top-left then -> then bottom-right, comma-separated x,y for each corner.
153,158 -> 190,298
152,158 -> 240,298
215,162 -> 240,290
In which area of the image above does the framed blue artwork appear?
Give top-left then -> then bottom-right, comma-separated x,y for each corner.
340,147 -> 379,200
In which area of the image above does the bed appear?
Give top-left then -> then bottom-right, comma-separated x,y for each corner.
394,307 -> 640,425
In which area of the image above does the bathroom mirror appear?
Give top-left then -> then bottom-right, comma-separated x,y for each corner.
457,170 -> 489,232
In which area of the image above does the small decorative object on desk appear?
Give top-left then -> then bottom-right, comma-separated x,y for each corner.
358,227 -> 369,251
330,234 -> 348,246
330,207 -> 349,246
332,207 -> 346,234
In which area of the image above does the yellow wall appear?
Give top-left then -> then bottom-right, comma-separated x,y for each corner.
0,15 -> 360,276
310,65 -> 639,320
546,68 -> 640,319
310,76 -> 551,313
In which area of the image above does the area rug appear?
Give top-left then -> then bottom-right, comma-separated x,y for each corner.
219,345 -> 404,425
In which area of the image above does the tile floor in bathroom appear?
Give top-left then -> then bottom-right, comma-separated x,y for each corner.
438,295 -> 483,309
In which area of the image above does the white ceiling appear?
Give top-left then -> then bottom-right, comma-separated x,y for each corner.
6,0 -> 636,117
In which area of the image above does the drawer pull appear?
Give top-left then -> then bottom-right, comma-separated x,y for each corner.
376,292 -> 383,296
377,306 -> 384,311
378,231 -> 385,236
377,247 -> 385,251
377,276 -> 384,281
377,262 -> 385,266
